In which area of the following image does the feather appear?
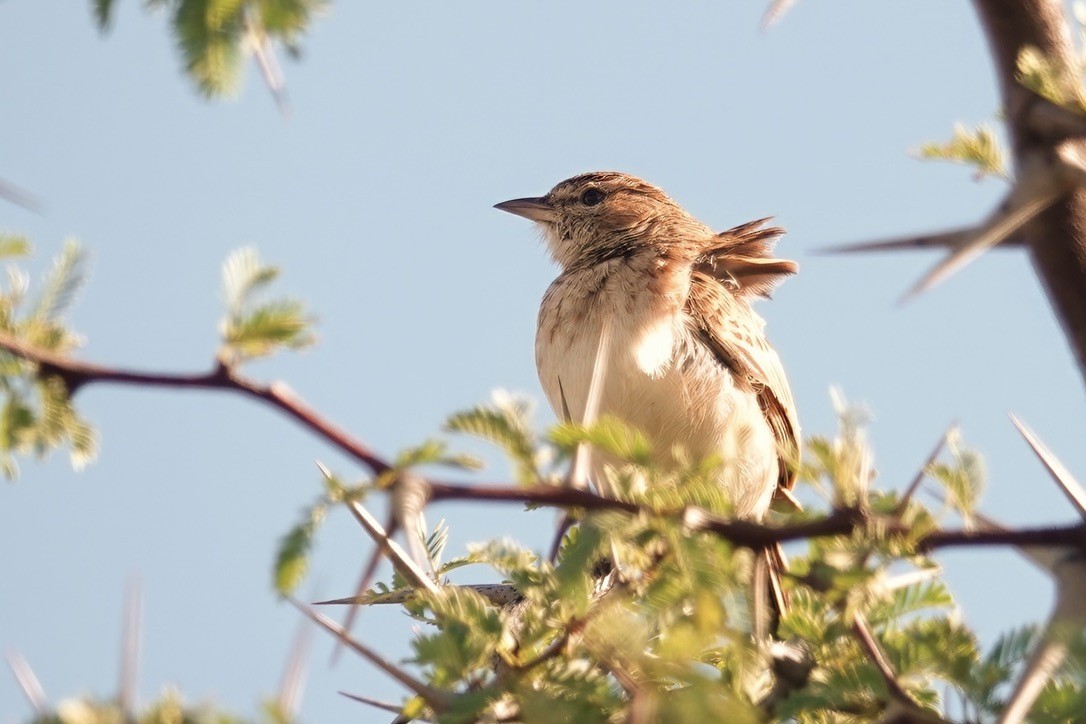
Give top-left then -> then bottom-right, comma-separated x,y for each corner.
686,270 -> 800,495
695,219 -> 798,299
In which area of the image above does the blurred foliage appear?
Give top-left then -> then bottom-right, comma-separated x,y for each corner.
219,247 -> 314,364
913,3 -> 1086,184
0,239 -> 97,478
9,5 -> 1085,721
91,0 -> 325,98
916,123 -> 1009,181
0,242 -> 312,481
25,688 -> 287,723
275,394 -> 1086,722
1015,2 -> 1086,117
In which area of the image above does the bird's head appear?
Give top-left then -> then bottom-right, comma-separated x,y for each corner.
495,171 -> 706,270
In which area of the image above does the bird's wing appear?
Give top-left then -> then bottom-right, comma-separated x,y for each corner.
686,270 -> 800,496
694,218 -> 798,300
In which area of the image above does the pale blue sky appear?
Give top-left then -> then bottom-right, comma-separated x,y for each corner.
2,2 -> 1084,721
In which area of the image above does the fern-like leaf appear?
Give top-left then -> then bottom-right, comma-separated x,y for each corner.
30,240 -> 87,324
274,502 -> 326,595
917,123 -> 1009,180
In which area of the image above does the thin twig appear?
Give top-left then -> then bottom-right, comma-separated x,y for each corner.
0,332 -> 390,475
428,479 -> 1086,552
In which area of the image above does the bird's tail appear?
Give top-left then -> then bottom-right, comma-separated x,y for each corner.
753,542 -> 790,639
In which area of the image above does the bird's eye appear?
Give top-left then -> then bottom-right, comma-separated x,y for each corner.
580,188 -> 606,206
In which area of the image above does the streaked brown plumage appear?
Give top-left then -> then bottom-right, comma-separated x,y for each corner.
496,171 -> 800,519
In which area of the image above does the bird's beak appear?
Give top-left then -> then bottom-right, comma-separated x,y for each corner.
494,196 -> 557,223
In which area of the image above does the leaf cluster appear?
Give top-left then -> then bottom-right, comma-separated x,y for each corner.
0,242 -> 311,482
92,0 -> 325,98
0,239 -> 97,478
916,124 -> 1009,181
278,395 -> 1086,722
28,688 -> 247,724
219,247 -> 314,364
1012,4 -> 1086,117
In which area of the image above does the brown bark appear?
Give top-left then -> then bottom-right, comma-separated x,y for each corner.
973,0 -> 1086,386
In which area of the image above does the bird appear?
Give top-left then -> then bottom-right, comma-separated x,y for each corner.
494,171 -> 800,523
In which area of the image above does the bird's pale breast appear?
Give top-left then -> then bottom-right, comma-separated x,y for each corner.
536,259 -> 778,517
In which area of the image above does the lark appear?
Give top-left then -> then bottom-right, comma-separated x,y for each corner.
495,171 -> 800,520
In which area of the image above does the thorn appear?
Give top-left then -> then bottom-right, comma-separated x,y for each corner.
288,598 -> 450,711
899,182 -> 1062,304
277,610 -> 314,717
316,590 -> 411,606
6,651 -> 47,713
850,613 -> 937,717
391,472 -> 432,574
348,501 -> 438,595
330,513 -> 397,665
243,8 -> 291,117
998,550 -> 1086,723
896,422 -> 957,514
316,582 -> 521,608
0,177 -> 43,213
761,0 -> 798,29
118,577 -> 142,717
875,566 -> 941,595
1009,414 -> 1086,520
818,225 -> 1022,255
970,511 -> 1064,577
565,316 -> 612,492
338,690 -> 403,714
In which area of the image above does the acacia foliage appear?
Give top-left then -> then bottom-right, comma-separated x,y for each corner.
278,392 -> 1086,723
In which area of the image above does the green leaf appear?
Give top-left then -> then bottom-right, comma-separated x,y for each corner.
93,0 -> 118,30
274,502 -> 325,595
548,415 -> 653,468
258,0 -> 325,39
30,240 -> 87,324
0,395 -> 34,453
917,123 -> 1009,180
67,416 -> 99,471
467,539 -> 538,578
0,233 -> 32,260
219,248 -> 314,362
1017,45 -> 1084,111
411,586 -> 503,688
222,246 -> 279,316
424,519 -> 449,570
173,0 -> 248,97
393,438 -> 484,471
927,429 -> 984,520
222,299 -> 313,358
446,392 -> 539,483
868,580 -> 954,628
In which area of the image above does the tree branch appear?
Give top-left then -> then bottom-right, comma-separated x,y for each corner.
5,333 -> 1084,557
426,479 -> 1086,553
972,0 -> 1086,386
0,332 -> 390,475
